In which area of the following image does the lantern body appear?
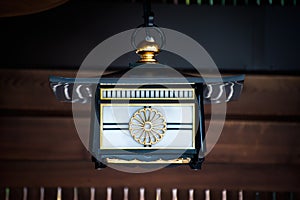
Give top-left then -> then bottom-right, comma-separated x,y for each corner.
49,67 -> 244,170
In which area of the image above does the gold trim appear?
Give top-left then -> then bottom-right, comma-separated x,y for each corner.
129,108 -> 167,145
100,102 -> 103,149
100,103 -> 196,150
100,88 -> 195,100
106,157 -> 191,164
136,38 -> 160,63
193,104 -> 195,149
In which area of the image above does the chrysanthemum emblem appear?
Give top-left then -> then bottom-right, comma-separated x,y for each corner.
129,108 -> 167,145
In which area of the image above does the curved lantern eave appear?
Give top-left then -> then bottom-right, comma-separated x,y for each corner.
49,73 -> 244,104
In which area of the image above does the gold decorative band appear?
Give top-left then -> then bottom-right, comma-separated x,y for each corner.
105,157 -> 191,164
100,88 -> 195,100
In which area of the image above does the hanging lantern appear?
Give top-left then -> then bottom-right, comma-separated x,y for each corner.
49,1 -> 244,171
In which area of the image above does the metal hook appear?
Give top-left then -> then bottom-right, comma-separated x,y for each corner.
143,0 -> 154,27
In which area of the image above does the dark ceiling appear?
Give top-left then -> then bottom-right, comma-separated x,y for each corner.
0,0 -> 299,73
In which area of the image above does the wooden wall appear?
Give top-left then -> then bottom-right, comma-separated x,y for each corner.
0,69 -> 299,199
0,2 -> 300,199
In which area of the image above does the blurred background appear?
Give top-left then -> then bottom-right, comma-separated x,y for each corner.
0,0 -> 299,199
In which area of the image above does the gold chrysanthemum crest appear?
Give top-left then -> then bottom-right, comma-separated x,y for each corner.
129,108 -> 167,145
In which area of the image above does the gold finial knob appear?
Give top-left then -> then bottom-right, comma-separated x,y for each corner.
136,36 -> 160,63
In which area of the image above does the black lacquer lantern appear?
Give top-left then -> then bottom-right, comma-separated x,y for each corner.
50,63 -> 244,171
49,2 -> 244,170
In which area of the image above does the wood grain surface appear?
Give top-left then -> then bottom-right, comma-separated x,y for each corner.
0,69 -> 299,196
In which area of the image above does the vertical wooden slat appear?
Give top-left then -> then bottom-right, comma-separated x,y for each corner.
95,187 -> 105,200
177,188 -> 186,200
128,187 -> 139,200
27,188 -> 40,200
77,187 -> 89,200
61,188 -> 73,200
144,188 -> 155,200
210,189 -> 222,200
8,188 -> 22,200
44,188 -> 56,200
0,188 -> 4,200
